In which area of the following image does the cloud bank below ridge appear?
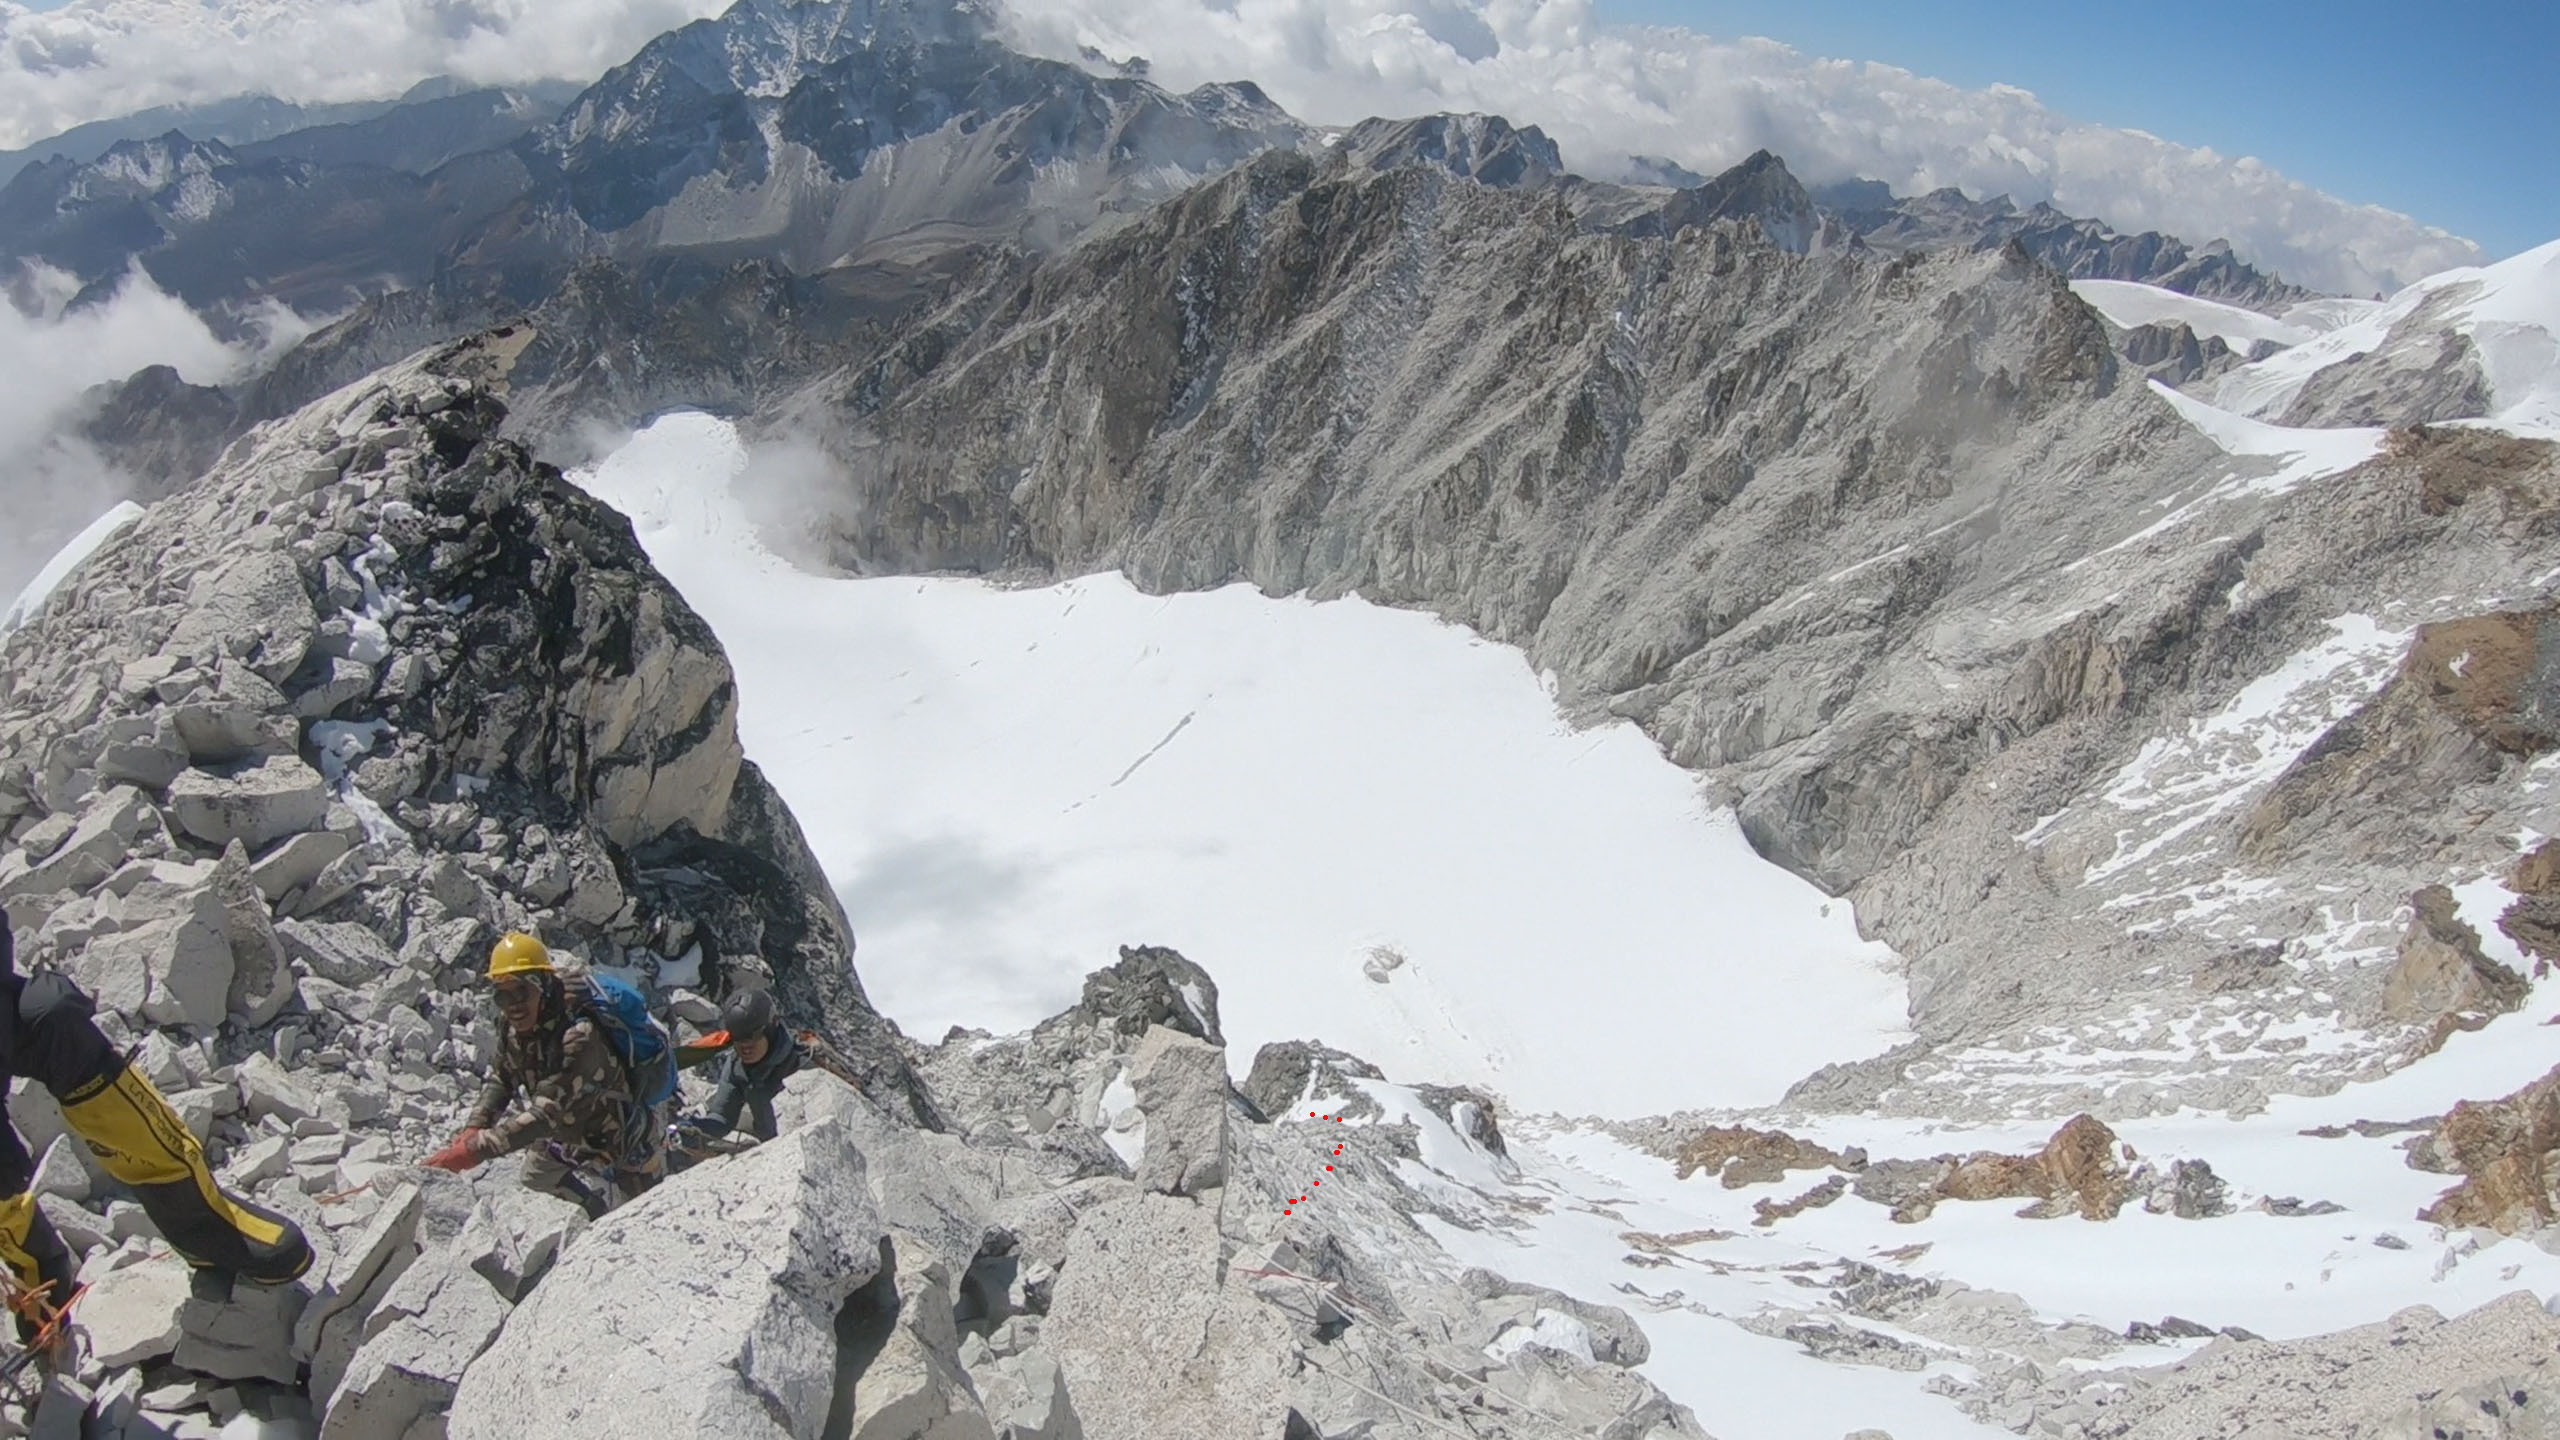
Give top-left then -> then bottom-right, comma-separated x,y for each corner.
0,0 -> 2487,296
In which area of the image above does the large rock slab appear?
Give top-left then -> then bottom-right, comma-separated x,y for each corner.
77,1250 -> 191,1368
1129,1026 -> 1227,1197
174,1271 -> 307,1383
1044,1192 -> 1293,1440
0,786 -> 155,900
166,754 -> 330,851
161,550 -> 316,686
773,1071 -> 1001,1281
252,828 -> 356,903
844,1261 -> 996,1440
447,1118 -> 885,1440
75,905 -> 231,1030
323,1247 -> 513,1440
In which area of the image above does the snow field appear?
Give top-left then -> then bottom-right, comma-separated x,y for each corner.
1406,954 -> 2560,1440
570,412 -> 1912,1118
2212,236 -> 2560,438
1,500 -> 140,637
2069,279 -> 2314,353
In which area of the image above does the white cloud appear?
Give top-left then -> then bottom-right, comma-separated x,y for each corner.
0,263 -> 254,596
0,0 -> 2491,296
0,0 -> 731,139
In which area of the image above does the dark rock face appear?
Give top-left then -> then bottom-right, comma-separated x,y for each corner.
0,91 -> 407,190
1071,943 -> 1224,1046
2244,593 -> 2560,865
1240,1040 -> 1384,1123
0,132 -> 516,313
1411,1083 -> 1507,1157
234,83 -> 578,178
75,364 -> 240,503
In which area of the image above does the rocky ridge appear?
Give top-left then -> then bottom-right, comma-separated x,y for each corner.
761,142 -> 2560,1119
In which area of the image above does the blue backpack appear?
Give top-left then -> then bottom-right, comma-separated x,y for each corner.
581,972 -> 679,1110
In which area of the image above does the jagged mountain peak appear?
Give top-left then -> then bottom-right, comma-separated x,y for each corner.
619,0 -> 999,100
80,130 -> 241,190
1333,111 -> 1562,187
1627,146 -> 1840,253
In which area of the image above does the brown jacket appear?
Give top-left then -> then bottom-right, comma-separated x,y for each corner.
465,978 -> 636,1171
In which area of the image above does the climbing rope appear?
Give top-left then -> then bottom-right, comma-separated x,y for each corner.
0,1277 -> 86,1387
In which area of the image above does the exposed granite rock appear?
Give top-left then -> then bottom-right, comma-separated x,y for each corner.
447,1120 -> 887,1439
2380,884 -> 2528,1053
1672,1126 -> 1845,1187
2415,1063 -> 2560,1233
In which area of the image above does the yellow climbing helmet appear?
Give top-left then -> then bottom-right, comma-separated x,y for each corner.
487,932 -> 554,981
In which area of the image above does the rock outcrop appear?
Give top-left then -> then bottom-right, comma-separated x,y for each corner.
0,333 -> 944,1436
447,1120 -> 885,1439
1969,1292 -> 2560,1439
2379,885 -> 2529,1052
1672,1126 -> 1848,1187
2412,1062 -> 2560,1233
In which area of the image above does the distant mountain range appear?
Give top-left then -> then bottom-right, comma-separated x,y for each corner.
9,0 -> 2309,491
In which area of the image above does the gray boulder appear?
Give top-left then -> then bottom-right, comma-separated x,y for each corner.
75,892 -> 233,1030
168,700 -> 279,765
77,1250 -> 191,1368
166,754 -> 329,851
843,1259 -> 996,1440
1044,1192 -> 1293,1440
1129,1026 -> 1227,1197
772,1071 -> 1001,1282
453,1183 -> 586,1302
322,1247 -> 512,1440
297,1181 -> 428,1403
1460,1270 -> 1651,1368
94,714 -> 188,790
252,829 -> 357,902
174,1271 -> 307,1383
161,550 -> 316,686
0,785 -> 155,900
447,1117 -> 885,1439
277,918 -> 399,986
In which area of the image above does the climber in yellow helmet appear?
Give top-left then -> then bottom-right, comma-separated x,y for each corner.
423,933 -> 663,1217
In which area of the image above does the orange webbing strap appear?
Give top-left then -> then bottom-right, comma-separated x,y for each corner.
0,1278 -> 85,1383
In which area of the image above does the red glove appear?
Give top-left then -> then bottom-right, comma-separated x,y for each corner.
422,1128 -> 490,1172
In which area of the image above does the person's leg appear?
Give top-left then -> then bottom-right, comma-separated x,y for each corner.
0,1122 -> 75,1345
521,1146 -> 607,1220
23,975 -> 310,1283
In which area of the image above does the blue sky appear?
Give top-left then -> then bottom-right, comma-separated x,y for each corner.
1601,0 -> 2557,259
